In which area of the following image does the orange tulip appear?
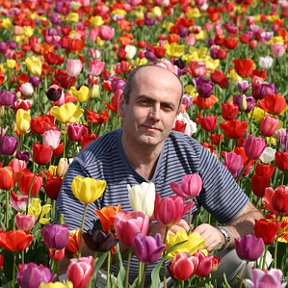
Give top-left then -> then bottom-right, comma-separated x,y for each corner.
95,205 -> 122,233
0,230 -> 33,252
193,95 -> 218,109
258,94 -> 286,115
0,166 -> 16,190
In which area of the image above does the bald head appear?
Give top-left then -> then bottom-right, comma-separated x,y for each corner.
123,64 -> 183,106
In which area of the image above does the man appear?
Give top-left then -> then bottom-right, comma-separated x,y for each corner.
57,64 -> 264,286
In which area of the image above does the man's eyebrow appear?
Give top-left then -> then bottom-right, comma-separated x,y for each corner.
135,95 -> 176,108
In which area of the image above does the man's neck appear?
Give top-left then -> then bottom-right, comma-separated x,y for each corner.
121,134 -> 164,180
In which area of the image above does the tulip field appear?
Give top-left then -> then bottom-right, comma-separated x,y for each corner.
0,0 -> 287,287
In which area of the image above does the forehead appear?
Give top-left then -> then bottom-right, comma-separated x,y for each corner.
130,66 -> 182,101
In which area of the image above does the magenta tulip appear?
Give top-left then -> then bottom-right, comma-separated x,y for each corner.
243,135 -> 266,160
132,233 -> 165,264
194,251 -> 220,278
235,235 -> 265,261
114,211 -> 150,247
42,224 -> 70,249
153,193 -> 194,227
170,173 -> 203,198
223,151 -> 243,179
67,256 -> 94,288
259,115 -> 279,137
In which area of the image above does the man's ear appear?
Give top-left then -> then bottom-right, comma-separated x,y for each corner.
118,95 -> 125,118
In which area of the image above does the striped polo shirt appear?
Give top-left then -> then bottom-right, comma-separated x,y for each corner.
56,128 -> 248,279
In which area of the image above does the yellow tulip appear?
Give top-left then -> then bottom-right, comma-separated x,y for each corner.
111,9 -> 126,18
15,109 -> 31,133
2,18 -> 13,29
90,84 -> 100,99
25,56 -> 42,77
187,8 -> 201,18
39,281 -> 73,288
65,12 -> 79,22
228,68 -> 243,82
28,198 -> 51,224
165,43 -> 185,58
151,6 -> 162,18
90,16 -> 104,27
165,230 -> 206,259
184,85 -> 198,97
72,176 -> 106,204
269,36 -> 284,45
249,107 -> 266,123
6,59 -> 16,69
203,56 -> 219,70
50,102 -> 84,124
48,165 -> 58,176
22,26 -> 34,38
69,86 -> 90,102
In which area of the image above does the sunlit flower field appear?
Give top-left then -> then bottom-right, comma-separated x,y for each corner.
0,0 -> 287,287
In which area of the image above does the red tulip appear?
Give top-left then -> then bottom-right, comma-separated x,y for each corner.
271,185 -> 288,216
114,211 -> 149,247
251,175 -> 271,198
30,115 -> 58,135
153,193 -> 194,227
49,248 -> 65,262
44,176 -> 63,200
18,169 -> 43,197
260,115 -> 279,137
210,70 -> 228,88
221,103 -> 239,120
194,251 -> 220,278
169,252 -> 199,281
0,230 -> 33,252
32,143 -> 53,165
0,254 -> 3,269
255,163 -> 275,177
258,94 -> 286,115
67,256 -> 94,288
0,166 -> 16,190
254,219 -> 280,245
65,229 -> 83,257
275,151 -> 288,171
233,58 -> 254,78
198,115 -> 217,132
219,120 -> 248,139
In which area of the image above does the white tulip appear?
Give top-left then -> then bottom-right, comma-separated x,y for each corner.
127,182 -> 156,216
258,56 -> 273,70
259,147 -> 276,163
124,45 -> 137,60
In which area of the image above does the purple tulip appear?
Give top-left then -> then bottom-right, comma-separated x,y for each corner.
235,235 -> 265,261
170,173 -> 202,198
7,40 -> 17,50
46,84 -> 63,101
0,135 -> 18,156
132,233 -> 166,264
83,229 -> 118,252
29,76 -> 41,87
194,77 -> 214,98
279,132 -> 288,152
17,263 -> 56,288
42,224 -> 69,249
144,50 -> 157,62
245,268 -> 286,288
223,151 -> 243,179
236,80 -> 250,93
0,90 -> 17,108
244,135 -> 266,160
16,150 -> 30,162
0,42 -> 7,53
233,95 -> 255,112
258,82 -> 277,99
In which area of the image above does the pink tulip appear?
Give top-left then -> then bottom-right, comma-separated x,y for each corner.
67,256 -> 94,288
170,173 -> 202,198
153,193 -> 194,227
114,211 -> 150,247
99,25 -> 115,41
88,59 -> 105,76
19,82 -> 34,97
194,251 -> 220,278
223,151 -> 243,179
271,43 -> 286,57
42,130 -> 62,149
259,115 -> 279,137
243,135 -> 266,160
245,268 -> 286,288
168,252 -> 199,281
15,214 -> 36,232
10,191 -> 28,212
66,59 -> 83,77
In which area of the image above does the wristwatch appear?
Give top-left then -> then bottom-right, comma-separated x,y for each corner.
217,226 -> 231,250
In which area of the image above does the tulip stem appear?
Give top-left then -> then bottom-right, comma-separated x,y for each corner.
12,253 -> 17,288
124,248 -> 132,288
261,245 -> 268,270
5,190 -> 10,229
138,261 -> 146,288
107,250 -> 111,288
78,204 -> 88,257
239,261 -> 248,288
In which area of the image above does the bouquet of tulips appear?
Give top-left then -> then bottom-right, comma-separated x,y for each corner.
0,0 -> 288,287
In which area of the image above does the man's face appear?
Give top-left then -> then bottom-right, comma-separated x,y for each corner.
119,66 -> 182,150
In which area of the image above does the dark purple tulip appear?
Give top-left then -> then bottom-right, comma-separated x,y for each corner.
178,27 -> 189,38
0,135 -> 18,156
83,229 -> 118,252
132,233 -> 166,264
29,76 -> 41,87
42,224 -> 69,249
144,50 -> 157,62
207,38 -> 215,47
233,95 -> 255,112
0,90 -> 17,108
258,82 -> 277,99
46,85 -> 63,101
235,235 -> 265,261
16,150 -> 30,162
7,40 -> 17,50
194,77 -> 214,98
144,14 -> 155,26
17,263 -> 56,288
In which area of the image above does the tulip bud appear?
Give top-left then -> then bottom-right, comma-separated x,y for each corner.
56,158 -> 69,178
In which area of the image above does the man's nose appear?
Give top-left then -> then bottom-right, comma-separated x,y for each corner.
149,105 -> 160,122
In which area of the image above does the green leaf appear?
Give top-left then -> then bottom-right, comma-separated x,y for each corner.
90,252 -> 108,286
115,245 -> 126,288
150,260 -> 163,288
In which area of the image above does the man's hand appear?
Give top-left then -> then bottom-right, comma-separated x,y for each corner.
193,223 -> 225,252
